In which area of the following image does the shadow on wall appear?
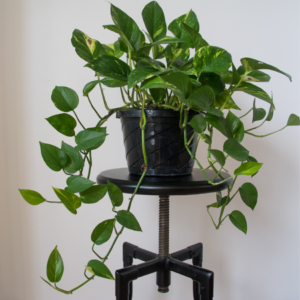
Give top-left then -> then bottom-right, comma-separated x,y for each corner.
0,1 -> 35,299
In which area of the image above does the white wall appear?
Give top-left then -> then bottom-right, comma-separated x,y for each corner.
0,0 -> 299,299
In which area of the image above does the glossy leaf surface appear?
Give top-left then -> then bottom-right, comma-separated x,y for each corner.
100,78 -> 127,88
19,189 -> 46,205
128,67 -> 163,89
87,260 -> 114,280
199,72 -> 225,96
53,188 -> 81,214
287,114 -> 300,126
149,88 -> 166,102
188,114 -> 206,133
86,55 -> 131,82
237,82 -> 273,105
241,57 -> 292,81
83,80 -> 100,96
205,114 -> 233,138
80,185 -> 108,204
91,219 -> 115,245
239,183 -> 258,210
71,29 -> 107,62
226,111 -> 244,142
194,46 -> 232,74
47,246 -> 64,283
51,86 -> 79,112
160,72 -> 192,103
61,142 -> 84,174
46,114 -> 76,137
234,162 -> 263,176
116,210 -> 142,231
209,150 -> 226,167
40,142 -> 68,171
229,210 -> 247,234
111,4 -> 144,51
142,1 -> 166,42
252,99 -> 266,122
223,138 -> 249,161
107,180 -> 123,207
66,176 -> 95,193
181,23 -> 208,51
168,10 -> 199,47
214,90 -> 240,110
75,128 -> 107,151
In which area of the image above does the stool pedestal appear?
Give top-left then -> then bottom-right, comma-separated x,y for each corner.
97,168 -> 232,300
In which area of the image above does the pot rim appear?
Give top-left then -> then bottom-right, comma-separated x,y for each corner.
116,108 -> 198,118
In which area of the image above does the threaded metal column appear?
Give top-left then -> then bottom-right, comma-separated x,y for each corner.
159,195 -> 170,257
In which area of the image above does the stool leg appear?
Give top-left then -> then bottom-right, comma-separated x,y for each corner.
168,257 -> 214,300
116,258 -> 162,300
190,244 -> 203,300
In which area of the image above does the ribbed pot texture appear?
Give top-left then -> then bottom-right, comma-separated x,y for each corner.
116,109 -> 197,177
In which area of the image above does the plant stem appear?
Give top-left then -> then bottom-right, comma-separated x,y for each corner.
97,75 -> 110,111
92,243 -> 104,260
87,95 -> 102,119
207,207 -> 218,229
87,152 -> 92,179
245,126 -> 286,137
246,119 -> 266,131
240,107 -> 253,118
73,110 -> 86,129
120,88 -> 129,105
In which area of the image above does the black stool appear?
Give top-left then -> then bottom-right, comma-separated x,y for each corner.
97,168 -> 232,300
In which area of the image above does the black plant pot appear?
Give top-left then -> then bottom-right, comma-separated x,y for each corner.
116,109 -> 198,177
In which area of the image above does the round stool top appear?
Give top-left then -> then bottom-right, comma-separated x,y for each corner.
97,168 -> 232,196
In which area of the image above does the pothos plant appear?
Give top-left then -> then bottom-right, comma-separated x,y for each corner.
19,1 -> 299,295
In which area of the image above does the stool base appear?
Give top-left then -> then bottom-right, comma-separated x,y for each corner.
116,242 -> 214,300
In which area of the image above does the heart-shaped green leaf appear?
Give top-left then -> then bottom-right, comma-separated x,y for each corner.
47,246 -> 64,283
234,162 -> 263,176
226,111 -> 244,142
40,142 -> 68,171
199,72 -> 225,96
53,188 -> 81,214
66,176 -> 95,193
83,81 -> 100,96
160,72 -> 192,103
71,29 -> 108,62
237,82 -> 273,105
80,185 -> 108,204
241,57 -> 292,82
194,46 -> 232,74
46,114 -> 76,137
149,88 -> 166,103
188,86 -> 221,116
198,133 -> 212,144
142,1 -> 166,42
209,150 -> 226,167
229,210 -> 247,234
140,76 -> 167,89
75,127 -> 107,151
116,210 -> 142,231
205,114 -> 233,138
265,101 -> 275,122
214,90 -> 240,110
223,139 -> 249,161
287,114 -> 300,126
51,86 -> 79,112
87,260 -> 114,280
188,114 -> 206,133
181,23 -> 208,51
252,99 -> 266,123
243,70 -> 271,82
61,142 -> 84,174
168,10 -> 199,47
107,180 -> 123,207
110,4 -> 144,51
128,67 -> 163,89
239,183 -> 258,210
86,55 -> 130,82
19,189 -> 46,205
91,219 -> 115,245
151,36 -> 187,46
100,78 -> 127,88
